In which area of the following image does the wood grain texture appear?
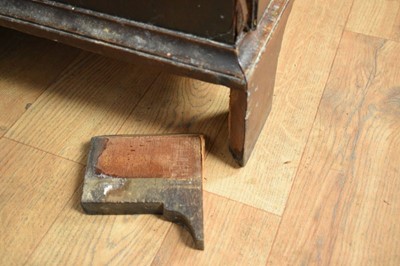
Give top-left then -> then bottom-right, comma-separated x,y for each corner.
117,73 -> 229,152
346,0 -> 400,41
0,28 -> 79,137
29,188 -> 171,265
152,192 -> 280,265
203,0 -> 354,215
2,0 -> 400,264
5,53 -> 160,163
268,31 -> 400,265
0,138 -> 83,265
394,9 -> 400,41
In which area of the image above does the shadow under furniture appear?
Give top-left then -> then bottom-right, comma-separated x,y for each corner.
0,0 -> 293,166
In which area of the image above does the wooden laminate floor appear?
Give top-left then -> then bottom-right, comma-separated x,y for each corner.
1,0 -> 399,265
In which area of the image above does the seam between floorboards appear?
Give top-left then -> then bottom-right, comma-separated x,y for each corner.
392,7 -> 400,42
117,71 -> 171,265
16,49 -> 87,257
150,110 -> 280,263
264,1 -> 355,263
148,191 -> 282,265
126,72 -> 222,264
203,111 -> 282,216
203,114 -> 229,159
149,224 -> 174,265
4,56 -> 161,167
345,0 -> 400,44
326,22 -> 389,266
22,183 -> 84,265
3,137 -> 85,166
115,72 -> 162,134
205,190 -> 282,218
202,108 -> 283,217
2,50 -> 83,138
345,29 -> 400,43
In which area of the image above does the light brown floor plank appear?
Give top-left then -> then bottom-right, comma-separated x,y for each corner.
2,0 -> 399,264
203,0 -> 354,215
6,53 -> 160,163
117,73 -> 229,152
394,9 -> 400,41
0,28 -> 80,137
347,0 -> 400,41
268,31 -> 400,265
28,187 -> 171,266
0,138 -> 83,265
152,192 -> 280,266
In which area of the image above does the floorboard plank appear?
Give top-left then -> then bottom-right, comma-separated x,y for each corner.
5,53 -> 160,163
394,9 -> 400,41
203,0 -> 354,215
0,28 -> 80,137
152,192 -> 280,266
268,31 -> 400,265
117,73 -> 229,153
0,139 -> 83,265
346,0 -> 400,41
28,187 -> 171,266
2,0 -> 399,264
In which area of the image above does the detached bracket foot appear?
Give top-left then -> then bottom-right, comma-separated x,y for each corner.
81,135 -> 205,250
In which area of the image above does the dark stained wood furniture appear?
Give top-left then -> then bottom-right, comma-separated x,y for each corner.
0,0 -> 293,166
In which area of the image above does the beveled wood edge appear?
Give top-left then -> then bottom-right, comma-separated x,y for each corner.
0,0 -> 245,89
33,0 -> 237,49
0,0 -> 291,92
238,0 -> 292,79
229,0 -> 293,166
0,0 -> 293,167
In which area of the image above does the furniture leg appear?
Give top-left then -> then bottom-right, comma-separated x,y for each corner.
0,0 -> 294,167
229,0 -> 293,166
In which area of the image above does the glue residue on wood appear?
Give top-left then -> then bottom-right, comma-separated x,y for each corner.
95,135 -> 203,179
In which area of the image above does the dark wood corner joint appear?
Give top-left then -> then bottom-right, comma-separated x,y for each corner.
0,0 -> 294,166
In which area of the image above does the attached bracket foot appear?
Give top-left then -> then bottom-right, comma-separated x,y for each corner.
229,0 -> 294,166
